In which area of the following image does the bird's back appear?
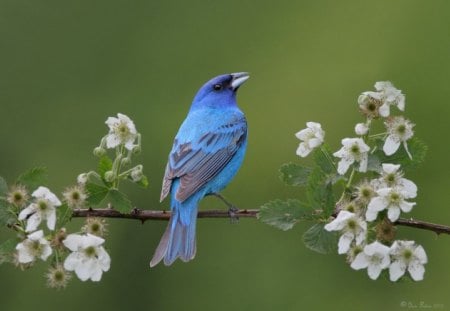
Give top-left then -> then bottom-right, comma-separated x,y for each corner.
161,106 -> 247,203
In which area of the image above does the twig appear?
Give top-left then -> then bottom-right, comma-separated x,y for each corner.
71,208 -> 450,235
72,208 -> 259,222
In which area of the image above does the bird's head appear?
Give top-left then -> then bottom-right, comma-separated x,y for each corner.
190,72 -> 249,110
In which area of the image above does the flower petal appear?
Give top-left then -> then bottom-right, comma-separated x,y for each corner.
399,201 -> 415,213
389,260 -> 407,281
40,244 -> 53,261
387,206 -> 401,222
379,103 -> 390,117
408,261 -> 425,281
337,158 -> 353,175
46,209 -> 57,231
64,252 -> 82,271
338,232 -> 353,254
383,135 -> 400,155
25,213 -> 42,232
367,263 -> 383,280
350,253 -> 369,270
63,234 -> 83,251
18,205 -> 35,220
296,143 -> 310,157
106,133 -> 120,149
413,245 -> 428,264
16,245 -> 34,263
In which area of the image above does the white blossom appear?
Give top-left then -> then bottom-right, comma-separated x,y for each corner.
333,138 -> 370,175
389,240 -> 428,281
105,113 -> 137,150
354,123 -> 369,136
18,186 -> 61,232
374,81 -> 405,117
383,116 -> 414,158
350,241 -> 391,280
324,211 -> 367,254
366,187 -> 416,222
358,92 -> 382,118
63,233 -> 111,282
372,163 -> 417,198
16,230 -> 52,263
295,122 -> 325,157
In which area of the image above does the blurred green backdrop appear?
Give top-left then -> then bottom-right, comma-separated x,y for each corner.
1,0 -> 450,310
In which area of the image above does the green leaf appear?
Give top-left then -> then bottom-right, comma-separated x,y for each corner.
98,156 -> 113,179
302,223 -> 337,254
0,176 -> 8,196
322,182 -> 335,216
313,147 -> 335,174
0,239 -> 17,264
279,163 -> 312,187
258,199 -> 313,231
17,167 -> 48,190
57,203 -> 73,228
0,202 -> 16,227
106,189 -> 132,213
372,137 -> 427,171
85,182 -> 109,206
136,175 -> 149,188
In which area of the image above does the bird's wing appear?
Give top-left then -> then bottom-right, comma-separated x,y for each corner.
160,116 -> 247,202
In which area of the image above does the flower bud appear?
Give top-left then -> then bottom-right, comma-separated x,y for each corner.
355,123 -> 369,135
104,171 -> 115,182
131,166 -> 143,182
77,173 -> 88,185
121,157 -> 131,166
132,145 -> 141,154
93,147 -> 106,157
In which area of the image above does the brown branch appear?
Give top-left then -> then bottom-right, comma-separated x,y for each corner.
72,208 -> 259,222
71,208 -> 450,235
394,218 -> 450,235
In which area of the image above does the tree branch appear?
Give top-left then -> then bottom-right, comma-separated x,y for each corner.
71,208 -> 450,235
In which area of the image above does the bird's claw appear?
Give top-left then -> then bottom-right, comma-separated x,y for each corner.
228,206 -> 239,224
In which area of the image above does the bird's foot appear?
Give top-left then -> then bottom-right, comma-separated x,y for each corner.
212,193 -> 240,224
228,205 -> 240,224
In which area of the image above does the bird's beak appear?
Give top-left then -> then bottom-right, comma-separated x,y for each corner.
230,72 -> 250,90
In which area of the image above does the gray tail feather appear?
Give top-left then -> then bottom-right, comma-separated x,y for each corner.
149,211 -> 197,267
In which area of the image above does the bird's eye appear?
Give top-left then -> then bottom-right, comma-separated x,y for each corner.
213,84 -> 222,91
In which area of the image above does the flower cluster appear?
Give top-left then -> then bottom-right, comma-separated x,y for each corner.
0,112 -> 145,289
295,81 -> 427,281
9,182 -> 111,287
80,113 -> 146,187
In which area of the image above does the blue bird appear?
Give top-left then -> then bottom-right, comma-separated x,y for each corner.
150,72 -> 249,267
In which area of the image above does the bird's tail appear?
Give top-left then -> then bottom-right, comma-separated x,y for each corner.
150,198 -> 198,267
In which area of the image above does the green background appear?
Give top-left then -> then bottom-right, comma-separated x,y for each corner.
1,0 -> 450,310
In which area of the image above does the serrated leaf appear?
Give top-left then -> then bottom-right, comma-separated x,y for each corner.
85,182 -> 109,206
0,239 -> 17,264
17,167 -> 47,190
57,203 -> 73,228
107,189 -> 132,213
258,199 -> 313,231
302,223 -> 337,254
279,163 -> 312,187
372,137 -> 427,171
0,177 -> 8,195
313,147 -> 335,174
